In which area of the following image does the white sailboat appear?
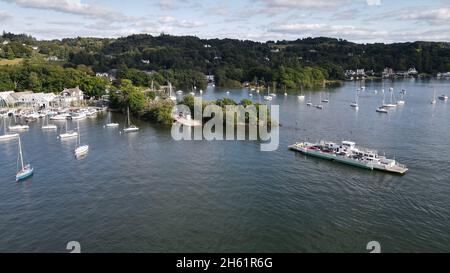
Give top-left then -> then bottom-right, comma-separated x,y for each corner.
0,117 -> 19,141
264,86 -> 273,101
321,92 -> 330,103
269,83 -> 277,97
383,87 -> 397,108
59,120 -> 78,139
377,92 -> 388,113
315,93 -> 324,109
42,115 -> 57,130
306,92 -> 312,106
123,106 -> 139,133
16,136 -> 33,182
431,88 -> 437,104
9,116 -> 29,131
397,93 -> 405,105
105,111 -> 119,128
74,121 -> 89,158
168,82 -> 177,101
297,86 -> 305,100
350,89 -> 359,109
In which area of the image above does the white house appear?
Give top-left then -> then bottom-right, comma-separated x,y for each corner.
57,86 -> 84,106
1,91 -> 56,108
0,91 -> 15,107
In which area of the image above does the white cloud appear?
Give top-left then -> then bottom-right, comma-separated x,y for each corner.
259,0 -> 351,9
0,10 -> 12,22
400,8 -> 450,24
1,0 -> 124,21
366,0 -> 381,6
158,16 -> 176,24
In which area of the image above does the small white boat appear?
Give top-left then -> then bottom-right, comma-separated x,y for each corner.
306,102 -> 312,106
123,107 -> 139,133
315,105 -> 323,110
42,115 -> 57,130
106,123 -> 119,128
298,95 -> 305,101
383,87 -> 397,107
176,90 -> 183,95
123,125 -> 139,133
75,145 -> 89,157
168,82 -> 177,101
105,112 -> 119,128
9,124 -> 29,131
16,136 -> 34,182
264,86 -> 273,101
285,93 -> 288,96
438,94 -> 448,101
74,121 -> 89,158
376,107 -> 388,113
350,102 -> 359,109
0,118 -> 19,141
431,88 -> 437,104
350,89 -> 359,109
50,114 -> 70,121
59,120 -> 78,139
69,112 -> 87,120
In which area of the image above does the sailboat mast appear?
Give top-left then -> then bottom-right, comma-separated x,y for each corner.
18,137 -> 24,169
127,107 -> 131,126
77,121 -> 80,146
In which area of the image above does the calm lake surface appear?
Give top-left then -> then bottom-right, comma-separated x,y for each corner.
1,79 -> 449,253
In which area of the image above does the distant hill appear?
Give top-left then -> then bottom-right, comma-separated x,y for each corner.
1,32 -> 449,91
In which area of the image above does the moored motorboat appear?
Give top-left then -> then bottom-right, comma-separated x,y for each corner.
376,107 -> 388,113
438,94 -> 448,101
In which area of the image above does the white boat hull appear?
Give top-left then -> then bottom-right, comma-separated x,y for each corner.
106,123 -> 119,128
75,145 -> 89,157
59,132 -> 78,139
42,125 -> 57,130
123,127 -> 139,133
0,133 -> 19,141
9,125 -> 29,131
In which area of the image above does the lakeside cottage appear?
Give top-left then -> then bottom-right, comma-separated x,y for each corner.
58,86 -> 84,104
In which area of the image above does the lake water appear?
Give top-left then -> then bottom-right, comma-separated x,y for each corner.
1,79 -> 449,253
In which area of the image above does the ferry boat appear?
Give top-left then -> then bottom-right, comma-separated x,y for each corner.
289,140 -> 408,175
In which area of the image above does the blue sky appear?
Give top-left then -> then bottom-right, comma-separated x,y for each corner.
0,0 -> 449,43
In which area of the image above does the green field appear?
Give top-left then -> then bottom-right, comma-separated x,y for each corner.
0,58 -> 23,65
